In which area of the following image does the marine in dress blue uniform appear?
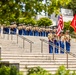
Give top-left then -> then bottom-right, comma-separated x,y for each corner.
65,30 -> 71,53
29,26 -> 33,36
46,29 -> 50,37
3,26 -> 9,34
41,28 -> 45,37
38,28 -> 41,36
60,32 -> 65,53
10,24 -> 17,34
26,27 -> 30,35
32,27 -> 35,36
34,27 -> 39,36
48,30 -> 54,53
18,26 -> 23,35
22,26 -> 26,35
54,34 -> 59,53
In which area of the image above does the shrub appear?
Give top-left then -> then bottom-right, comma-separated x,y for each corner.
18,17 -> 37,26
27,66 -> 51,75
10,66 -> 18,75
24,17 -> 37,26
55,65 -> 76,75
27,66 -> 76,75
64,21 -> 74,33
0,66 -> 23,75
37,17 -> 52,27
0,66 -> 10,75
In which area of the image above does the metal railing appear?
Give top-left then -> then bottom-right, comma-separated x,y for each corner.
40,38 -> 76,69
2,30 -> 34,53
16,34 -> 34,52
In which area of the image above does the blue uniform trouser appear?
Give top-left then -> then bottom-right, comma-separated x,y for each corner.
23,29 -> 26,35
13,28 -> 17,34
19,29 -> 22,35
66,41 -> 70,52
41,31 -> 45,37
34,31 -> 39,36
29,30 -> 33,36
49,40 -> 53,53
46,32 -> 49,37
60,41 -> 64,53
3,28 -> 9,34
54,40 -> 59,53
10,28 -> 16,34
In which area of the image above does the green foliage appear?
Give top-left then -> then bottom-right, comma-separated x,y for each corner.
10,66 -> 18,75
18,18 -> 25,24
66,0 -> 76,15
64,21 -> 74,33
27,66 -> 51,75
18,17 -> 37,26
0,66 -> 10,75
37,17 -> 52,27
19,17 -> 36,25
0,0 -> 71,25
0,0 -> 20,25
24,17 -> 37,26
0,65 -> 76,75
27,66 -> 76,75
55,65 -> 76,75
0,66 -> 23,75
55,65 -> 70,75
18,72 -> 23,75
72,71 -> 76,75
47,0 -> 71,16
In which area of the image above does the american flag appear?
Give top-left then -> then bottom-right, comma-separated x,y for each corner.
56,15 -> 64,36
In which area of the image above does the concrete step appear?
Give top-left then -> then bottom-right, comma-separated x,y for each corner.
1,58 -> 76,62
20,61 -> 76,65
19,64 -> 76,68
0,34 -> 76,75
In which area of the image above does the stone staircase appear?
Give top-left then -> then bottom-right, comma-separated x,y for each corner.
0,34 -> 76,75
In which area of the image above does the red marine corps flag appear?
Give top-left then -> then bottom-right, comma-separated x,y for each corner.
56,14 -> 64,36
70,14 -> 76,32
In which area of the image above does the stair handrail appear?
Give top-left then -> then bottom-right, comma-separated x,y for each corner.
2,30 -> 34,53
40,38 -> 76,69
17,34 -> 34,53
18,35 -> 34,43
40,38 -> 76,57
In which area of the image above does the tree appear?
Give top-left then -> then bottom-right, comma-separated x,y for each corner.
66,0 -> 76,16
20,0 -> 44,18
37,17 -> 52,27
0,0 -> 20,25
44,0 -> 71,17
0,0 -> 71,25
64,21 -> 74,33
